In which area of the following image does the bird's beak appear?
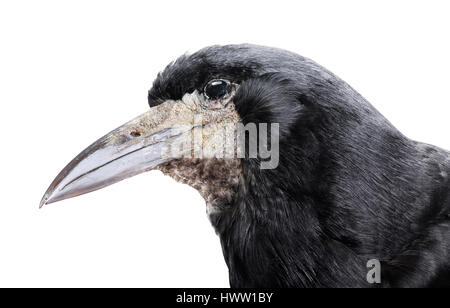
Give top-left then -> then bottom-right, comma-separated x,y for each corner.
40,92 -> 239,208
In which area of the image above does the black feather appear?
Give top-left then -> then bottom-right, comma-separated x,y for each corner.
150,44 -> 450,287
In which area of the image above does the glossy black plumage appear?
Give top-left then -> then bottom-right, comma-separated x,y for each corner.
149,44 -> 450,287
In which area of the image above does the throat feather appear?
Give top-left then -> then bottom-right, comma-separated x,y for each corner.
156,158 -> 242,209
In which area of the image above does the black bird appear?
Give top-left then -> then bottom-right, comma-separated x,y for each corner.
40,44 -> 450,288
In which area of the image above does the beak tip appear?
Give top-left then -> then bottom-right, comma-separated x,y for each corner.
39,196 -> 47,209
39,192 -> 52,209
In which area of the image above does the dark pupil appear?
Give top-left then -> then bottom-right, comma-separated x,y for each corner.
205,80 -> 229,99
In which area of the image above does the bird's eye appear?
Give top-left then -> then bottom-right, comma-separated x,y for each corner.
204,79 -> 232,100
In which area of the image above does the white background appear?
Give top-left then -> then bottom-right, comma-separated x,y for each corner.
0,0 -> 449,287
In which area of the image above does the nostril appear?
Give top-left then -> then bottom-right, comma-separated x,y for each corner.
130,130 -> 142,137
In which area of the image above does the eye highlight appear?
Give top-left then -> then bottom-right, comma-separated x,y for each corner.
204,79 -> 232,100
